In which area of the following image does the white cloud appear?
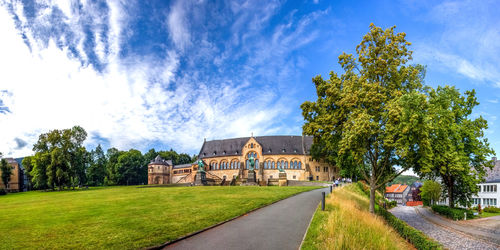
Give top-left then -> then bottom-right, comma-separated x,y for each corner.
0,1 -> 307,158
167,0 -> 191,50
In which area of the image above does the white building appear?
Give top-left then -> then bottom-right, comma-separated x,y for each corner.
471,157 -> 500,208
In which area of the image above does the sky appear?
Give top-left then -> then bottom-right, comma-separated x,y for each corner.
1,0 -> 499,159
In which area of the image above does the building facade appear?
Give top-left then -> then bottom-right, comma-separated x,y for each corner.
147,135 -> 338,185
0,158 -> 24,192
385,184 -> 410,205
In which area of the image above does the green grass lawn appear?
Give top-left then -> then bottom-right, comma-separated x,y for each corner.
0,185 -> 319,249
471,210 -> 500,218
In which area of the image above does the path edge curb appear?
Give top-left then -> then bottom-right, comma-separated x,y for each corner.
144,186 -> 327,250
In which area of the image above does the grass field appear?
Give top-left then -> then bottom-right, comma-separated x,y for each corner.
0,185 -> 319,249
301,184 -> 415,250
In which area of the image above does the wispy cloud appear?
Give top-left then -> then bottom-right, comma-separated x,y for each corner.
0,0 -> 327,157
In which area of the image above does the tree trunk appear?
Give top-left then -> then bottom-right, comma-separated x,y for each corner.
369,173 -> 376,214
448,185 -> 454,208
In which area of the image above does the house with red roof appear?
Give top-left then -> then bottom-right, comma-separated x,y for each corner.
385,184 -> 410,205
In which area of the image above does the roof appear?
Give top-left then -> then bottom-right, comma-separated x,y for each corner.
173,163 -> 193,169
198,135 -> 313,159
386,184 -> 409,193
149,155 -> 172,166
484,179 -> 500,183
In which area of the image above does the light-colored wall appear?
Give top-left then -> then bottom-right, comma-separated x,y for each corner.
0,159 -> 20,191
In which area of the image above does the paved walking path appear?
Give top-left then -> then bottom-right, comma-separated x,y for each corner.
415,207 -> 500,245
165,187 -> 330,250
391,206 -> 500,250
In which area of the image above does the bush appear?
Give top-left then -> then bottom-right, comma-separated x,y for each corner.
0,189 -> 6,195
377,207 -> 442,249
385,200 -> 398,209
431,205 -> 474,220
483,206 -> 500,213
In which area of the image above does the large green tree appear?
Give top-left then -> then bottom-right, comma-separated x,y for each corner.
116,149 -> 145,185
31,126 -> 88,190
426,86 -> 494,207
0,153 -> 12,191
21,156 -> 34,189
420,180 -> 441,206
301,24 -> 431,213
87,144 -> 107,186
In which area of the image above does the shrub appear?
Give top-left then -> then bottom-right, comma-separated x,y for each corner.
431,205 -> 474,220
386,200 -> 398,209
483,206 -> 500,213
0,189 -> 6,195
377,207 -> 442,249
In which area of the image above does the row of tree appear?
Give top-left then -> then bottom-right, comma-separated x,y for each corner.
302,24 -> 494,212
20,126 -> 195,190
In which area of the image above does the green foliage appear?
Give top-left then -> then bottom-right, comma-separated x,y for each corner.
425,86 -> 494,207
388,175 -> 422,185
386,200 -> 397,209
376,207 -> 442,249
21,156 -> 34,188
301,24 -> 431,213
483,206 -> 500,213
431,205 -> 474,220
31,126 -> 88,190
420,180 -> 441,206
0,186 -> 318,249
0,157 -> 12,190
86,144 -> 106,186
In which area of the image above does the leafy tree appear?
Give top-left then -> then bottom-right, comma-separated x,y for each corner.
105,147 -> 123,185
21,156 -> 34,189
0,153 -> 12,191
116,149 -> 145,185
30,152 -> 50,189
301,24 -> 431,213
32,126 -> 89,190
425,86 -> 494,207
87,144 -> 107,186
420,180 -> 441,205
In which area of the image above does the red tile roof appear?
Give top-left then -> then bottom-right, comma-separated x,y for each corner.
386,184 -> 408,193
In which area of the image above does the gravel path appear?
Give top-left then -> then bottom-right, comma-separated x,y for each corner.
391,206 -> 499,250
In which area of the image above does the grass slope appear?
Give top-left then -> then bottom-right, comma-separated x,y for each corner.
0,185 -> 318,249
302,184 -> 414,250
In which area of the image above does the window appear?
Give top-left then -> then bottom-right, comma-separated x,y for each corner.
316,176 -> 319,181
298,162 -> 302,169
285,161 -> 288,169
250,143 -> 254,148
272,161 -> 275,169
277,161 -> 281,169
256,160 -> 259,169
324,167 -> 328,172
281,160 -> 285,169
294,161 -> 298,169
293,175 -> 296,179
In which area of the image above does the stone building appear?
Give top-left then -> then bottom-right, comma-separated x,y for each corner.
147,135 -> 338,185
0,158 -> 23,192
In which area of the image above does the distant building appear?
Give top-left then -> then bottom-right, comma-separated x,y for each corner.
385,184 -> 410,205
0,158 -> 24,192
470,157 -> 500,208
406,181 -> 423,202
147,135 -> 339,185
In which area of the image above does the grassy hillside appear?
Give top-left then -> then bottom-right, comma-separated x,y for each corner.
0,185 -> 318,249
302,184 -> 414,250
388,175 -> 422,186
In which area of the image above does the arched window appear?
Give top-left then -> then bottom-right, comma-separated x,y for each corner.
294,161 -> 297,169
256,160 -> 259,169
298,161 -> 302,169
281,160 -> 285,169
285,161 -> 288,169
271,161 -> 275,169
277,161 -> 281,169
264,161 -> 268,169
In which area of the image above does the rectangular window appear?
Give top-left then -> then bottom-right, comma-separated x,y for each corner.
316,176 -> 319,181
323,167 -> 328,172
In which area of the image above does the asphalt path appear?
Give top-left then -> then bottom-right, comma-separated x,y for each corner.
165,187 -> 330,250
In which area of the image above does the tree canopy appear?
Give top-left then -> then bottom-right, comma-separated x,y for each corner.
0,152 -> 13,191
425,86 -> 494,207
302,24 -> 431,213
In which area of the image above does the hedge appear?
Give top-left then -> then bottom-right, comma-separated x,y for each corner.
377,207 -> 442,250
0,189 -> 6,195
483,206 -> 500,213
431,205 -> 474,220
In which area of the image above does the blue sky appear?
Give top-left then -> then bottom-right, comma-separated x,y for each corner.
0,0 -> 499,158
